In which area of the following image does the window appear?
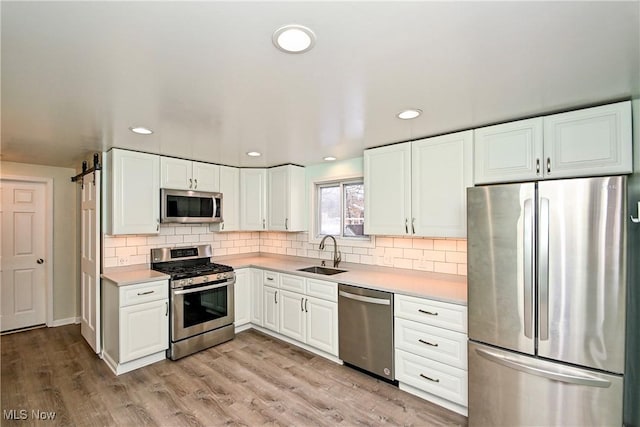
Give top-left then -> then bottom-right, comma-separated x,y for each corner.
317,180 -> 366,239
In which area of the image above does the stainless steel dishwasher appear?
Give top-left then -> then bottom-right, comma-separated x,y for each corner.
338,283 -> 394,381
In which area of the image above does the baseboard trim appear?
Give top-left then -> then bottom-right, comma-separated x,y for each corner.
49,317 -> 80,327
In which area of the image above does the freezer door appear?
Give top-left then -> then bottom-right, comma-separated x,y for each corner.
537,176 -> 627,374
467,183 -> 535,355
469,341 -> 623,427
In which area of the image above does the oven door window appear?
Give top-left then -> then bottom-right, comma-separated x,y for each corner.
183,286 -> 228,327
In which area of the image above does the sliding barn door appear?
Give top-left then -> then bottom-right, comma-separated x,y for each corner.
80,171 -> 101,353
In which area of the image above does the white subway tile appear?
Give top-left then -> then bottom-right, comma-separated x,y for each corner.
252,232 -> 260,239
125,236 -> 146,247
213,248 -> 228,256
166,235 -> 184,244
104,257 -> 118,268
220,241 -> 234,248
174,227 -> 192,235
281,240 -> 292,248
384,247 -> 403,258
393,258 -> 413,269
457,240 -> 468,252
104,248 -> 115,257
393,238 -> 412,248
147,235 -> 167,245
353,247 -> 369,255
137,245 -> 153,255
287,233 -> 297,241
200,234 -> 214,242
434,239 -> 457,251
424,250 -> 446,262
296,249 -> 307,257
403,248 -> 423,260
297,233 -> 308,241
210,241 -> 221,249
446,251 -> 467,264
413,260 -> 434,272
412,238 -> 434,250
286,248 -> 297,256
434,262 -> 457,274
104,237 -> 126,248
159,226 -> 175,236
251,246 -> 260,252
214,233 -> 228,241
376,237 -> 394,247
292,241 -> 303,249
345,254 -> 360,263
227,247 -> 240,255
129,254 -> 147,265
234,240 -> 247,247
115,246 -> 137,257
183,235 -> 200,243
360,255 -> 374,265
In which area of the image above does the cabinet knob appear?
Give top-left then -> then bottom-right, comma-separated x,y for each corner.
36,258 -> 44,264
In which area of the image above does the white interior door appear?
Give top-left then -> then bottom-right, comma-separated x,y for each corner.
80,171 -> 101,353
0,179 -> 47,332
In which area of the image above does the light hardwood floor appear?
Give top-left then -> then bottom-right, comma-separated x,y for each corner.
1,325 -> 467,426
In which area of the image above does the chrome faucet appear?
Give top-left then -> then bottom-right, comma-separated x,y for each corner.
319,235 -> 341,268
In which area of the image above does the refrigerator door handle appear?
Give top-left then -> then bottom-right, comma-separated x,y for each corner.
523,199 -> 534,339
475,347 -> 611,388
539,197 -> 550,341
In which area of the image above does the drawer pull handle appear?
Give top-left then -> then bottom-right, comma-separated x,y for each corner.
420,373 -> 440,383
137,290 -> 155,296
267,277 -> 274,281
418,339 -> 439,347
418,309 -> 438,316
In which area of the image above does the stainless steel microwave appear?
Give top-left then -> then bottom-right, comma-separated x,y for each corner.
160,189 -> 223,224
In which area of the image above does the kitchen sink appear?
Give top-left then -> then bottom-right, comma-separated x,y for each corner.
297,266 -> 347,275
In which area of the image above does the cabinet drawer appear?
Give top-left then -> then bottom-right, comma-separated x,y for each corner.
306,278 -> 337,302
395,318 -> 467,369
263,271 -> 279,287
280,274 -> 305,293
120,280 -> 168,307
395,294 -> 467,333
395,348 -> 468,406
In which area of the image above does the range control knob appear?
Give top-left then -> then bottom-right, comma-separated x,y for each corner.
202,276 -> 208,283
188,278 -> 194,285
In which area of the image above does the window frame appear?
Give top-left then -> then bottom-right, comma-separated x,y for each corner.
309,175 -> 375,248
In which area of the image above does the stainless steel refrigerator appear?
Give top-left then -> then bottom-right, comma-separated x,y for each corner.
467,176 -> 627,426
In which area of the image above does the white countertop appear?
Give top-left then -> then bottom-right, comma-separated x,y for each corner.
218,254 -> 467,306
101,269 -> 170,287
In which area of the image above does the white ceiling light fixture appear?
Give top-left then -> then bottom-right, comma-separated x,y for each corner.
272,24 -> 316,54
129,126 -> 153,135
396,109 -> 422,120
246,151 -> 262,157
323,156 -> 337,161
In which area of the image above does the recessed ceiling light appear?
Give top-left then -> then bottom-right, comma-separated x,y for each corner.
273,25 -> 316,54
323,156 -> 337,161
397,109 -> 422,120
246,151 -> 262,157
129,126 -> 153,135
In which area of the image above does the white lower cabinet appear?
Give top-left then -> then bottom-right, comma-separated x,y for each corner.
394,294 -> 468,416
250,269 -> 264,326
234,269 -> 251,329
102,279 -> 169,375
257,272 -> 338,358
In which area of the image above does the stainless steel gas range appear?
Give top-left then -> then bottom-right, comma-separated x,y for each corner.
151,245 -> 235,360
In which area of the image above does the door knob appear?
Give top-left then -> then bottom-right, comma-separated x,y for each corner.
36,259 -> 44,264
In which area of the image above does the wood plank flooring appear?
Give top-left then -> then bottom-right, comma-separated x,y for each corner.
1,325 -> 467,426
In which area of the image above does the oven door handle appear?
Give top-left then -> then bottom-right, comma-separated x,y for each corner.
172,281 -> 232,295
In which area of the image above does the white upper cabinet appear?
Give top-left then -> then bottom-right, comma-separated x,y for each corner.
211,165 -> 240,232
365,132 -> 472,238
267,165 -> 306,232
364,143 -> 412,236
160,157 -> 220,192
474,118 -> 543,184
543,101 -> 632,179
106,149 -> 160,235
412,131 -> 473,238
240,168 -> 267,231
474,101 -> 632,184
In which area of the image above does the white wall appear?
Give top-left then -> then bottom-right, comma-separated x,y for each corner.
0,161 -> 78,322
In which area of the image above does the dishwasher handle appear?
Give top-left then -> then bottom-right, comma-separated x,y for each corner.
339,290 -> 391,305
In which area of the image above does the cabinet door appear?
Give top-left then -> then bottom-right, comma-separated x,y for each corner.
110,149 -> 160,235
364,143 -> 412,235
263,286 -> 279,332
474,118 -> 543,184
240,169 -> 267,231
192,162 -> 220,192
279,290 -> 306,342
160,157 -> 192,190
120,299 -> 168,363
305,296 -> 338,356
217,166 -> 240,231
267,166 -> 289,231
234,269 -> 251,327
543,101 -> 632,179
412,131 -> 473,238
250,269 -> 263,326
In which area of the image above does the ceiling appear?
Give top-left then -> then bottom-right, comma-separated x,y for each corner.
2,1 -> 639,169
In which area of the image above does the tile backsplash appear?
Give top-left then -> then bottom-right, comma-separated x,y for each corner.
104,227 -> 467,276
